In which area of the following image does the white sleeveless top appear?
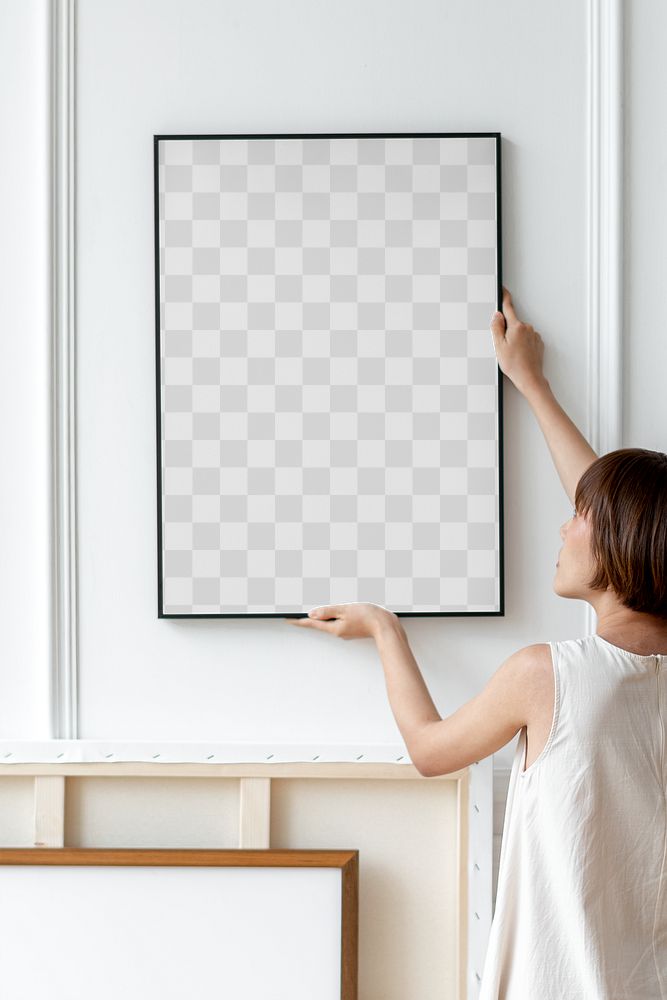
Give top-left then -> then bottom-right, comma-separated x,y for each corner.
478,633 -> 667,999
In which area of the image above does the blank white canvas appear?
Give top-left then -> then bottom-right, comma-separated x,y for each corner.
0,865 -> 342,1000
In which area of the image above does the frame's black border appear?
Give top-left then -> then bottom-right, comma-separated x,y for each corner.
154,132 -> 504,620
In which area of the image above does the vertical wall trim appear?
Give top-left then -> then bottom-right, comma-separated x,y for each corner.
585,0 -> 624,636
48,0 -> 78,739
586,0 -> 624,455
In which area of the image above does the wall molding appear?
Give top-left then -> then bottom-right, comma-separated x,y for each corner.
585,0 -> 624,637
586,0 -> 624,455
48,0 -> 78,739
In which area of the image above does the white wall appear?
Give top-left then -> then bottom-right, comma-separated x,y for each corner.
71,0 -> 587,752
9,0 -> 658,920
0,0 -> 52,738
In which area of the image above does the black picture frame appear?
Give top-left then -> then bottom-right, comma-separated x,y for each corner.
154,131 -> 504,619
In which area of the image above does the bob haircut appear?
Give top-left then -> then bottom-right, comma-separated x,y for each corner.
574,448 -> 667,620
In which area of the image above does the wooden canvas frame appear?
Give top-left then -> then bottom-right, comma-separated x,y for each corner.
0,846 -> 358,1000
0,757 -> 494,998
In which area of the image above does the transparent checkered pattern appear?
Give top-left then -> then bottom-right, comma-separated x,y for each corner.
157,134 -> 500,615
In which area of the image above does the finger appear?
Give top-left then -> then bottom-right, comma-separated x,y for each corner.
308,605 -> 342,619
490,309 -> 506,334
298,617 -> 337,632
489,311 -> 506,354
501,286 -> 518,323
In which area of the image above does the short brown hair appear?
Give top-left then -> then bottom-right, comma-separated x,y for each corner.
574,448 -> 667,619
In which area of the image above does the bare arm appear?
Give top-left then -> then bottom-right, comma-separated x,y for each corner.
290,605 -> 545,778
372,614 -> 547,777
289,604 -> 443,772
521,376 -> 598,505
372,614 -> 442,767
490,287 -> 598,504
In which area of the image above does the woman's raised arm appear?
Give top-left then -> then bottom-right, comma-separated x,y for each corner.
490,287 -> 598,505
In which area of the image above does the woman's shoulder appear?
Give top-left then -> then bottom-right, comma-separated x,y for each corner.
512,636 -> 600,686
509,635 -> 598,694
509,643 -> 555,697
513,641 -> 553,666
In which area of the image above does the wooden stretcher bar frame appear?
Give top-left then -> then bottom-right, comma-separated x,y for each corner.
0,758 -> 491,999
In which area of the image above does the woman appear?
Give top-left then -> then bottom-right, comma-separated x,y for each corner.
287,286 -> 667,997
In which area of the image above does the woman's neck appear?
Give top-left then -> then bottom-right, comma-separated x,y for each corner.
591,598 -> 667,655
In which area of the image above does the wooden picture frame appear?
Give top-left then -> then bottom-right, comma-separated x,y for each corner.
0,847 -> 358,1000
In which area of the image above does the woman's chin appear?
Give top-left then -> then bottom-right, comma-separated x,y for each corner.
553,579 -> 579,600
